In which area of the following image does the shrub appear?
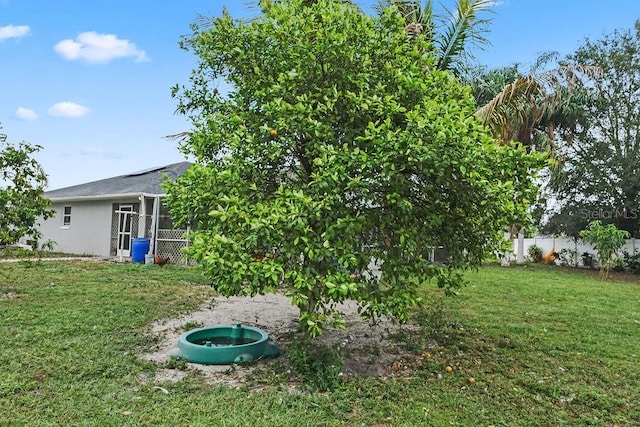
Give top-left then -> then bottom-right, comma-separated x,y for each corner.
622,251 -> 640,274
579,221 -> 630,279
527,245 -> 543,263
557,248 -> 577,267
581,252 -> 595,269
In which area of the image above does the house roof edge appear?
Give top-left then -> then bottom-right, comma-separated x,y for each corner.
48,192 -> 166,203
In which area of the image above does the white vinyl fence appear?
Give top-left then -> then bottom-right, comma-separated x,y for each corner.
512,237 -> 640,267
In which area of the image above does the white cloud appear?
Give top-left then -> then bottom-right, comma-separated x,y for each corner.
48,102 -> 90,118
0,25 -> 30,42
15,107 -> 37,120
54,31 -> 149,64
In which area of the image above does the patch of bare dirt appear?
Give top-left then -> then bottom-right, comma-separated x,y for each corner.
141,293 -> 424,387
0,291 -> 17,300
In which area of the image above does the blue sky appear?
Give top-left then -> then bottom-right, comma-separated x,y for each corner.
2,0 -> 640,190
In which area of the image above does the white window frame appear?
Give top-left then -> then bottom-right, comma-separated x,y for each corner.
61,205 -> 72,229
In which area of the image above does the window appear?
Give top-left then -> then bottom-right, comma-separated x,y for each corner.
62,206 -> 72,226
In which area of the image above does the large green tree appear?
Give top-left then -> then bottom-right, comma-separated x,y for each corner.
541,21 -> 640,237
165,0 -> 542,336
0,127 -> 54,246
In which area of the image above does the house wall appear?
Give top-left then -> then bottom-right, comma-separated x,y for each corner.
39,200 -> 121,256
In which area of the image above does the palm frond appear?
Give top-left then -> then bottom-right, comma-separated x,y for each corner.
530,50 -> 559,74
165,132 -> 192,144
377,0 -> 435,40
476,65 -> 602,145
435,0 -> 494,72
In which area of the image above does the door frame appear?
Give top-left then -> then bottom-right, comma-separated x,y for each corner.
115,204 -> 135,258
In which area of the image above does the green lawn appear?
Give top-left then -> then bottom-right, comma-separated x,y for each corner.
1,261 -> 639,426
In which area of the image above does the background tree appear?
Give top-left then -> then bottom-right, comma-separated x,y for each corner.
541,21 -> 640,237
165,0 -> 542,336
462,53 -> 600,254
0,126 -> 54,246
472,54 -> 587,148
375,0 -> 494,75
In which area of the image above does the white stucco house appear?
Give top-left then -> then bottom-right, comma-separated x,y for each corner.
38,162 -> 193,263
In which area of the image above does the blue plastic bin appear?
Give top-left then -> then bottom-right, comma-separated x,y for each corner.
131,238 -> 150,263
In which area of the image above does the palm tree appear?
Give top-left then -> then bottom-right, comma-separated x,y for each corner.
473,58 -> 600,149
375,0 -> 494,74
467,55 -> 600,261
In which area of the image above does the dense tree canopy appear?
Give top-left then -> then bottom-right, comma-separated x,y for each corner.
165,0 -> 542,335
541,21 -> 640,237
0,127 -> 53,246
